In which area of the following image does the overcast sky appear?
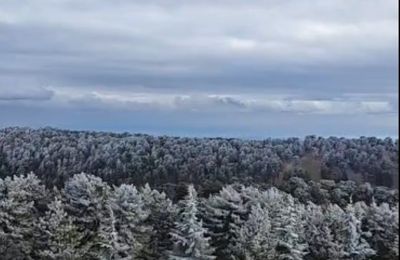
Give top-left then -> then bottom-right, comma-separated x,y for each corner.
0,0 -> 398,138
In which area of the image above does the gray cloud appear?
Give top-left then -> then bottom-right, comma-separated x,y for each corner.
0,0 -> 397,92
0,0 -> 397,136
0,86 -> 54,101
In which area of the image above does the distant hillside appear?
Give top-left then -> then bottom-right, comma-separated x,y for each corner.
0,127 -> 398,199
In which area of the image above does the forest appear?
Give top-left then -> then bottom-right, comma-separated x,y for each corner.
0,172 -> 398,260
0,127 -> 398,259
0,127 -> 398,196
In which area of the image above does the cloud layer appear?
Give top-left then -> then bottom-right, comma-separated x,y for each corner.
0,87 -> 54,101
0,0 -> 398,137
44,87 -> 394,115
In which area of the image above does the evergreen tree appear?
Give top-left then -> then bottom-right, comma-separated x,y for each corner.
271,196 -> 308,260
202,185 -> 247,259
364,201 -> 399,259
35,197 -> 86,259
342,210 -> 375,260
62,173 -> 113,259
325,203 -> 375,260
169,185 -> 215,259
260,187 -> 308,260
108,184 -> 150,259
138,184 -> 177,259
304,203 -> 344,260
236,203 -> 272,260
0,173 -> 48,259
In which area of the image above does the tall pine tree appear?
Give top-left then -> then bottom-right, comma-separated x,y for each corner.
169,185 -> 215,260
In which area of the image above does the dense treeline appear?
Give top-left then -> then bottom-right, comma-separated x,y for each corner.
0,172 -> 398,260
0,128 -> 398,201
280,177 -> 398,208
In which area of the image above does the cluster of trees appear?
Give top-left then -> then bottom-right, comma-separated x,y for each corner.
0,172 -> 398,260
0,128 -> 398,198
281,177 -> 398,208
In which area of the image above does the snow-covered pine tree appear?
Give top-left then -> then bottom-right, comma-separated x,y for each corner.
342,210 -> 375,260
62,172 -> 113,259
236,203 -> 272,260
275,200 -> 308,260
0,173 -> 48,259
107,184 -> 150,259
263,188 -> 308,260
35,196 -> 86,259
324,203 -> 375,260
304,203 -> 344,260
138,183 -> 177,259
364,200 -> 399,259
95,201 -> 127,260
202,185 -> 247,259
169,184 -> 215,259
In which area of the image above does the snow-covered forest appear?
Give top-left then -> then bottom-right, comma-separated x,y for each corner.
0,172 -> 398,260
0,127 -> 398,259
0,128 -> 398,194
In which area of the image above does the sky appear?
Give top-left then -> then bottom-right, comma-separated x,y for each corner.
0,0 -> 398,138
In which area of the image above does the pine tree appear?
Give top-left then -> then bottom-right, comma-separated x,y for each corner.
62,172 -> 113,259
325,203 -> 375,260
0,173 -> 48,259
261,188 -> 308,260
342,210 -> 375,260
169,185 -> 215,259
35,197 -> 86,259
364,200 -> 399,259
202,185 -> 247,259
236,203 -> 272,260
304,203 -> 344,260
107,184 -> 150,259
138,183 -> 177,259
270,195 -> 308,260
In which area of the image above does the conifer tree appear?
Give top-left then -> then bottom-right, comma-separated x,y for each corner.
62,173 -> 113,259
35,197 -> 86,259
138,184 -> 177,259
169,185 -> 215,260
107,184 -> 150,259
202,185 -> 247,259
364,201 -> 399,259
271,196 -> 308,260
236,203 -> 272,260
0,173 -> 48,259
342,211 -> 375,260
261,187 -> 308,260
304,203 -> 344,260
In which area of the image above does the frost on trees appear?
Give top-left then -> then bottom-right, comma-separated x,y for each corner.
0,173 -> 48,259
62,172 -> 113,258
269,195 -> 308,260
0,169 -> 398,260
364,200 -> 399,259
169,185 -> 215,259
35,197 -> 85,259
202,185 -> 247,259
236,203 -> 272,260
139,183 -> 177,259
0,127 -> 398,193
108,184 -> 150,258
304,203 -> 344,260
